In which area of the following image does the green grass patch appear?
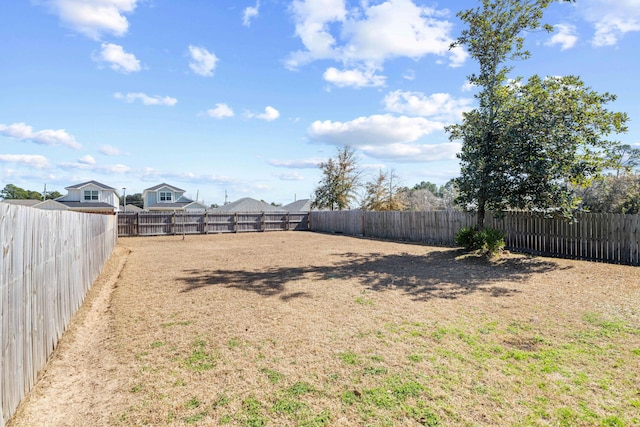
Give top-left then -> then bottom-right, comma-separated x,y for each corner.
337,351 -> 359,365
285,381 -> 316,396
160,320 -> 192,328
183,339 -> 216,372
240,397 -> 268,427
261,368 -> 285,384
354,296 -> 374,306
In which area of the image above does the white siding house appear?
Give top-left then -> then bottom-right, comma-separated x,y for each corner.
56,180 -> 119,214
142,183 -> 207,212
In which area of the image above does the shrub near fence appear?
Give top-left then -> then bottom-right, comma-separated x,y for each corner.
310,210 -> 640,266
0,203 -> 117,427
117,212 -> 309,237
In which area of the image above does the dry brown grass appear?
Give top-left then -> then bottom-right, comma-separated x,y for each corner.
9,232 -> 640,426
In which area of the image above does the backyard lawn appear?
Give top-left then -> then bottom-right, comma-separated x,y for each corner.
9,232 -> 640,426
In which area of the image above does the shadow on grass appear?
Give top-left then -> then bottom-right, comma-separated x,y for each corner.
177,248 -> 566,301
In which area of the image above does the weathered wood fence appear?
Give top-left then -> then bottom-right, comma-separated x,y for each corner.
117,212 -> 309,237
310,210 -> 640,266
0,204 -> 117,427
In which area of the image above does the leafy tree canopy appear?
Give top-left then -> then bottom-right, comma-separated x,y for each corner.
0,183 -> 59,200
447,0 -> 627,225
312,145 -> 362,211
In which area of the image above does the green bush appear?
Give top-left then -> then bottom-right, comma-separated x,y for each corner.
484,227 -> 505,254
454,226 -> 505,256
454,226 -> 484,251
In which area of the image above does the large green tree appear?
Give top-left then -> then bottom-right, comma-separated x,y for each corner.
448,0 -> 627,227
312,145 -> 362,211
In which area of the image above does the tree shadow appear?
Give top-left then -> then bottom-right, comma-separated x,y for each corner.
177,248 -> 567,301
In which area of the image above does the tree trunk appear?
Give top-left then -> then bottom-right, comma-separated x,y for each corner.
477,197 -> 486,230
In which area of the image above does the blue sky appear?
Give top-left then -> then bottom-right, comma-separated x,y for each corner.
1,0 -> 639,206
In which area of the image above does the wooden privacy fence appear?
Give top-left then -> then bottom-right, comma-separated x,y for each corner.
0,204 -> 117,427
310,210 -> 640,266
117,212 -> 309,237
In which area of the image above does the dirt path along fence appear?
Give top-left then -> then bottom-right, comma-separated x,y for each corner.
0,204 -> 117,427
117,211 -> 309,236
310,210 -> 640,266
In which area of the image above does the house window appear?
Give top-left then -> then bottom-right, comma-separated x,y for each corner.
84,190 -> 99,201
159,191 -> 173,202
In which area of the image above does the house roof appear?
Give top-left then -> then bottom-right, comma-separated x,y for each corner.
123,204 -> 143,212
147,202 -> 192,210
1,199 -> 41,206
57,201 -> 115,210
144,183 -> 185,192
65,180 -> 116,191
34,199 -> 70,210
211,197 -> 284,213
282,199 -> 311,212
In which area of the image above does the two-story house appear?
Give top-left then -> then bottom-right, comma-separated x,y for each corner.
142,183 -> 207,212
55,180 -> 120,214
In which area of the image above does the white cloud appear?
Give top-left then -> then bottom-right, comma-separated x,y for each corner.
140,167 -> 240,186
0,154 -> 49,169
78,155 -> 96,165
99,144 -> 121,155
93,43 -> 141,73
402,69 -> 415,81
268,158 -> 323,168
207,103 -> 235,119
114,92 -> 177,106
358,142 -> 461,162
274,171 -> 305,181
308,114 -> 443,146
461,81 -> 476,92
323,67 -> 386,88
545,24 -> 578,50
580,0 -> 640,46
251,106 -> 280,121
0,122 -> 82,149
243,2 -> 260,27
287,0 -> 465,73
42,0 -> 138,40
188,45 -> 218,77
58,160 -> 131,173
383,90 -> 474,122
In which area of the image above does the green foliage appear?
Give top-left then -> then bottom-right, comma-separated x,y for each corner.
484,227 -> 506,253
576,174 -> 640,214
454,227 -> 485,251
312,145 -> 362,211
455,226 -> 505,256
447,0 -> 628,226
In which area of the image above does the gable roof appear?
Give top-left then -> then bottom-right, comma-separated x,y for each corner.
123,204 -> 143,212
65,180 -> 116,191
1,199 -> 41,206
56,201 -> 115,211
144,183 -> 185,192
211,197 -> 283,213
34,199 -> 70,210
282,199 -> 311,212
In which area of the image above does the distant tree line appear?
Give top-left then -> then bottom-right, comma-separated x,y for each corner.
0,184 -> 62,201
311,145 -> 640,214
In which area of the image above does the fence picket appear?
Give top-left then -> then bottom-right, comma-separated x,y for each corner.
1,204 -> 117,426
310,210 -> 640,266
